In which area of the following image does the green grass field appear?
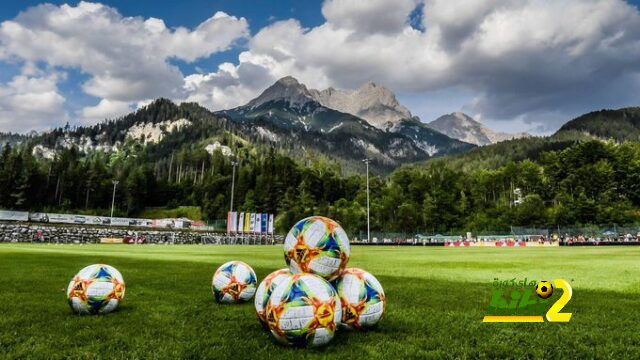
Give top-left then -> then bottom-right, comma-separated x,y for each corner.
1,244 -> 639,359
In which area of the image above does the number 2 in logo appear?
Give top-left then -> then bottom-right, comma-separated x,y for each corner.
546,279 -> 572,322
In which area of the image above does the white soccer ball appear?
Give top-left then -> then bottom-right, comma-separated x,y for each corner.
265,273 -> 341,347
67,264 -> 125,315
284,216 -> 350,281
212,261 -> 257,303
334,268 -> 385,330
255,268 -> 292,327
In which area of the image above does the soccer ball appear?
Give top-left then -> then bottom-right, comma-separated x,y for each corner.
284,216 -> 350,281
212,261 -> 257,303
334,268 -> 385,330
255,268 -> 292,327
536,281 -> 554,299
265,273 -> 342,347
67,264 -> 125,315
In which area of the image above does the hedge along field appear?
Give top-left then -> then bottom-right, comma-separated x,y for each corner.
0,244 -> 639,359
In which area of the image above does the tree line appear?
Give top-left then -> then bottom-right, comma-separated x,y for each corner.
1,138 -> 639,234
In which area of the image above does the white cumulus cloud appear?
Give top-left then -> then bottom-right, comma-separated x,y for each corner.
1,0 -> 639,133
322,0 -> 421,34
0,71 -> 68,132
186,0 -> 640,132
79,99 -> 133,124
0,1 -> 249,128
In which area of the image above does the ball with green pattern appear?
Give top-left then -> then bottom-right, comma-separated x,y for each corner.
284,216 -> 350,281
265,273 -> 342,347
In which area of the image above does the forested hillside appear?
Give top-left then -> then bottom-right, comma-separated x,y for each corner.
2,133 -> 639,234
2,99 -> 640,234
421,130 -> 592,172
0,132 -> 30,147
35,98 -> 444,174
423,107 -> 640,173
558,107 -> 640,141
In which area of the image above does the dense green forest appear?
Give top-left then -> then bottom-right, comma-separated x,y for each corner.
1,135 -> 639,234
419,130 -> 592,172
418,107 -> 640,173
559,107 -> 640,142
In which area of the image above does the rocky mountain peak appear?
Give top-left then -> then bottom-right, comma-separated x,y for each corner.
312,81 -> 412,129
451,111 -> 470,120
275,75 -> 303,87
246,76 -> 315,109
428,112 -> 529,146
240,76 -> 414,129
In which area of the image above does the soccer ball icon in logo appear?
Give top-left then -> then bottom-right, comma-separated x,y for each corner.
284,216 -> 350,281
536,281 -> 554,299
67,264 -> 125,315
255,268 -> 292,327
212,261 -> 257,303
265,273 -> 342,347
334,268 -> 386,330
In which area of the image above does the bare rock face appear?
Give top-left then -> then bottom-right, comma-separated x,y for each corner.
246,76 -> 413,129
248,77 -> 528,147
428,112 -> 529,146
246,76 -> 316,110
311,82 -> 413,129
220,76 -> 475,166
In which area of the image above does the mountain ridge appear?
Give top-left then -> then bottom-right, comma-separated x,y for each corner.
11,77 -> 637,177
428,112 -> 530,146
219,76 -> 474,166
310,81 -> 412,129
19,97 -> 465,174
557,107 -> 640,142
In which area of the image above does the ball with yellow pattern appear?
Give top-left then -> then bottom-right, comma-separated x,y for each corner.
334,268 -> 386,330
67,264 -> 126,315
212,261 -> 257,303
255,268 -> 292,327
536,281 -> 554,299
284,216 -> 350,281
265,273 -> 342,347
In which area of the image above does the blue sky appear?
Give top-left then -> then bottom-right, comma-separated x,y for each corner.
0,0 -> 326,80
1,0 -> 639,134
0,1 -> 325,129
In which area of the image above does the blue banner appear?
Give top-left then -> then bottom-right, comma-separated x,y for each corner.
261,213 -> 268,234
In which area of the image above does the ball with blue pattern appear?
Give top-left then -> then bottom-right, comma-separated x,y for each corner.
284,216 -> 350,281
265,273 -> 342,347
67,264 -> 126,315
212,261 -> 257,303
334,268 -> 385,330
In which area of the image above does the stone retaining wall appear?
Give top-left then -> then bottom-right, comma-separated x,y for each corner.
0,222 -> 241,244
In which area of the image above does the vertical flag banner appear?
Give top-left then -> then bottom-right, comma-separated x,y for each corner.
249,213 -> 255,233
268,214 -> 274,234
261,213 -> 268,234
244,212 -> 250,233
226,212 -> 232,234
254,213 -> 261,234
238,212 -> 245,234
230,212 -> 238,233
